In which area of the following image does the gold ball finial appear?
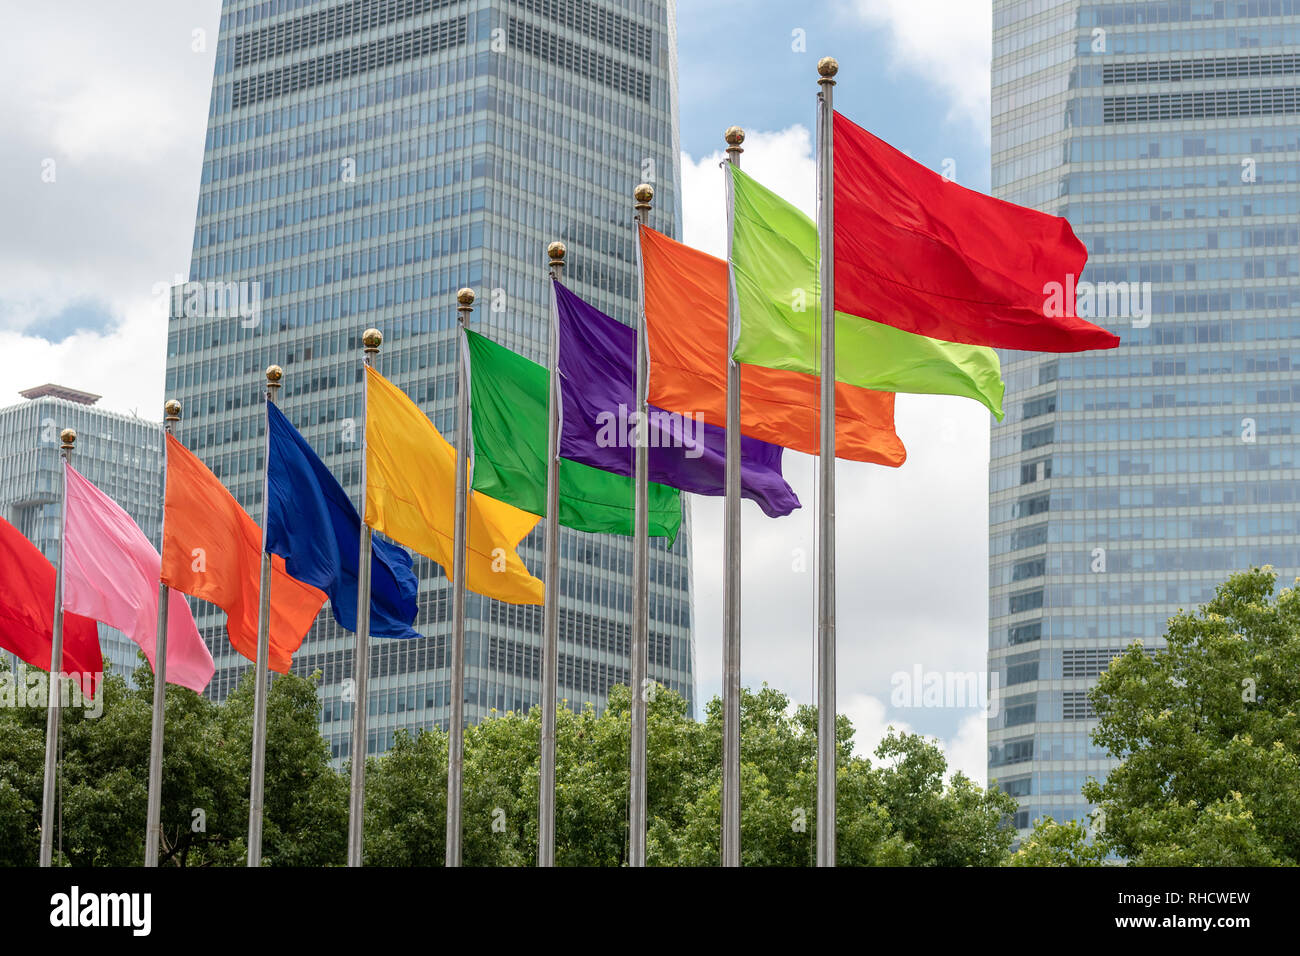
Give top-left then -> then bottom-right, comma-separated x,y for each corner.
362,328 -> 383,350
634,183 -> 654,204
60,428 -> 76,448
163,399 -> 182,420
724,126 -> 745,146
457,287 -> 475,307
818,56 -> 839,79
265,364 -> 283,385
547,240 -> 567,262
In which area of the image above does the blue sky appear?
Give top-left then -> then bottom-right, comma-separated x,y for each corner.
676,0 -> 991,190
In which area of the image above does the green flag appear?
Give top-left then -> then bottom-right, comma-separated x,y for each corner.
728,164 -> 1005,420
464,329 -> 682,543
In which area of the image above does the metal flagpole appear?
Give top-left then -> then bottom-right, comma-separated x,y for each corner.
629,182 -> 654,867
446,287 -> 475,867
145,399 -> 182,867
722,125 -> 745,867
347,328 -> 383,867
539,241 -> 566,867
247,363 -> 282,867
39,427 -> 75,868
815,56 -> 839,868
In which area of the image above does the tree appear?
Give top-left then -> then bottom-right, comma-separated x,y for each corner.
361,726 -> 448,866
0,658 -> 46,867
870,731 -> 1016,866
1007,819 -> 1107,867
215,664 -> 347,867
0,654 -> 345,866
362,684 -> 715,866
364,682 -> 1016,866
4,657 -> 1018,866
1083,567 -> 1300,865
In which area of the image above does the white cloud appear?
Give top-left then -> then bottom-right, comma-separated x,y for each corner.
0,295 -> 172,416
0,0 -> 220,409
680,125 -> 815,258
942,712 -> 989,786
842,693 -> 913,757
842,694 -> 987,785
849,0 -> 992,134
681,128 -> 990,781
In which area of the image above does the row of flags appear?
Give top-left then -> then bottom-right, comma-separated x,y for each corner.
163,430 -> 327,670
728,164 -> 1006,419
554,285 -> 800,518
639,222 -> 908,464
1,89 -> 1120,867
465,325 -> 686,539
363,364 -> 545,604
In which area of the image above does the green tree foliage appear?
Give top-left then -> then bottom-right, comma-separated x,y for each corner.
1083,567 -> 1300,866
363,683 -> 1016,866
1007,819 -> 1108,867
2,655 -> 1015,866
0,655 -> 344,866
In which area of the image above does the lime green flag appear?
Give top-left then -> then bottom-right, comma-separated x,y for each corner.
728,165 -> 1005,420
464,329 -> 682,544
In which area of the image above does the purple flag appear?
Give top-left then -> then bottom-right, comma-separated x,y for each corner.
554,280 -> 800,518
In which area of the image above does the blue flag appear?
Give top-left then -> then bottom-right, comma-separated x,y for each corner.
265,402 -> 420,640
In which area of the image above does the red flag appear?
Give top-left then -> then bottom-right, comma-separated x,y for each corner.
0,516 -> 102,699
833,111 -> 1120,353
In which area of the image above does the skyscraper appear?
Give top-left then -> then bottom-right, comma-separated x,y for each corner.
169,0 -> 694,760
0,385 -> 164,683
989,0 -> 1300,834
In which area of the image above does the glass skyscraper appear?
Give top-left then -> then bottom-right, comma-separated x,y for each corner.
0,385 -> 165,683
168,0 -> 694,761
989,0 -> 1300,834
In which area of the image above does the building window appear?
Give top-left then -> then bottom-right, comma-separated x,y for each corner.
1008,622 -> 1042,645
1009,588 -> 1045,614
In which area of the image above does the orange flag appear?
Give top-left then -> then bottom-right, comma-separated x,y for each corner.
160,434 -> 326,673
640,224 -> 906,466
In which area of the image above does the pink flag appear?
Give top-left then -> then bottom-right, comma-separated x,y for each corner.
62,464 -> 214,693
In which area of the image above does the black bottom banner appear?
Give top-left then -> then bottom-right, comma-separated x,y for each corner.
0,864 -> 1282,942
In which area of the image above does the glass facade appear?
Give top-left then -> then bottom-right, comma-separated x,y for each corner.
168,0 -> 694,761
989,0 -> 1300,833
0,390 -> 164,683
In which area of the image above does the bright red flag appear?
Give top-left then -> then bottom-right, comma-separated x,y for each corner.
0,516 -> 102,699
833,110 -> 1120,353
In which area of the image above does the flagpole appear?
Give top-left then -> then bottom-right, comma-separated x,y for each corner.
39,427 -> 75,868
247,363 -> 282,867
722,125 -> 745,868
145,399 -> 181,867
815,56 -> 839,868
447,287 -> 474,867
629,182 -> 653,867
347,328 -> 382,867
539,241 -> 566,867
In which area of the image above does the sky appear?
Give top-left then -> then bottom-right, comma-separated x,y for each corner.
0,0 -> 997,782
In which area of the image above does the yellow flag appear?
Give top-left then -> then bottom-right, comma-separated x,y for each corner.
363,366 -> 544,605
